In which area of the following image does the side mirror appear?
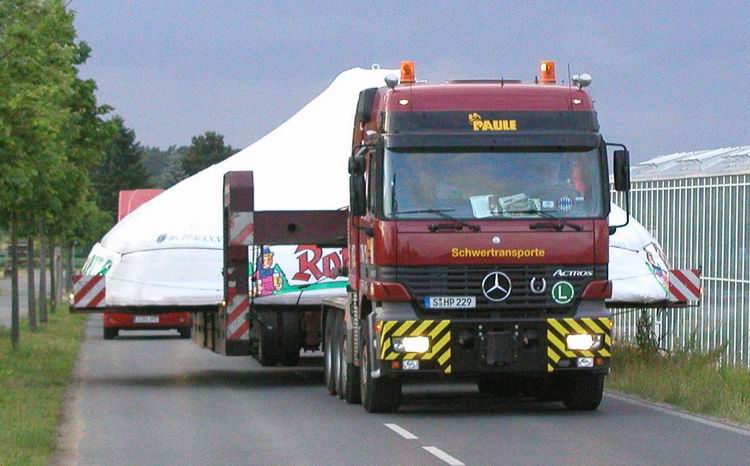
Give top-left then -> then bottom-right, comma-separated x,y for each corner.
348,152 -> 366,175
613,149 -> 631,192
349,173 -> 366,216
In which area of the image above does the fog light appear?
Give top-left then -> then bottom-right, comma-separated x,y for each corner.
577,357 -> 594,368
392,336 -> 430,353
566,334 -> 602,351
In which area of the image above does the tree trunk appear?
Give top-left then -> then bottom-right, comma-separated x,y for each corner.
49,242 -> 56,313
54,246 -> 62,308
27,236 -> 37,331
65,242 -> 73,292
10,217 -> 20,348
38,225 -> 47,324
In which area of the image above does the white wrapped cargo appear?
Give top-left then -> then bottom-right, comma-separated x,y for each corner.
82,67 -> 674,307
608,204 -> 672,303
84,67 -> 395,306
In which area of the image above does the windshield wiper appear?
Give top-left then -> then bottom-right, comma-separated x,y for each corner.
505,209 -> 584,232
397,209 -> 481,232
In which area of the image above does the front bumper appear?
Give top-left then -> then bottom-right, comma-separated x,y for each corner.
375,317 -> 611,376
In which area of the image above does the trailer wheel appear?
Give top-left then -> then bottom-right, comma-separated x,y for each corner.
336,313 -> 361,403
179,326 -> 192,339
562,374 -> 604,411
279,310 -> 300,366
257,311 -> 280,367
360,334 -> 400,413
324,308 -> 337,395
103,327 -> 117,340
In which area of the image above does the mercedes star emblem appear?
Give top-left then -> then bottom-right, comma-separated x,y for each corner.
481,271 -> 512,302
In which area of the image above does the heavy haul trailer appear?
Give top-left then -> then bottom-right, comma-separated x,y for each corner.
320,60 -> 633,413
70,60 -> 635,414
191,170 -> 349,363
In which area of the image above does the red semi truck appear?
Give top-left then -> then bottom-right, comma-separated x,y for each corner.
318,61 -> 632,412
102,190 -> 192,340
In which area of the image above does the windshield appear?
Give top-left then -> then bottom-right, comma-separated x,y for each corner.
383,149 -> 604,219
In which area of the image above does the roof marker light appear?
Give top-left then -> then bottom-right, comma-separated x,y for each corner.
539,60 -> 556,84
400,60 -> 416,84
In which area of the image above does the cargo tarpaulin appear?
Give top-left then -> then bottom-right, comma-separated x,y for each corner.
83,67 -> 395,306
82,67 -> 674,307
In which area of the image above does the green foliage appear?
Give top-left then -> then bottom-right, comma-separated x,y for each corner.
91,116 -> 149,217
143,144 -> 188,189
609,344 -> 750,425
0,308 -> 85,465
0,0 -> 114,241
635,309 -> 658,353
180,131 -> 237,177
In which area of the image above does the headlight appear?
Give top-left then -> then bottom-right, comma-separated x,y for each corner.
566,333 -> 603,351
392,336 -> 430,353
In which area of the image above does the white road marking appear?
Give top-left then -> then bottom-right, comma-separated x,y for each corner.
422,446 -> 465,465
606,392 -> 750,438
384,423 -> 418,439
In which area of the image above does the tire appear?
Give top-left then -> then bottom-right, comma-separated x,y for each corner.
334,311 -> 344,398
477,376 -> 520,397
324,308 -> 337,395
340,318 -> 361,404
103,327 -> 117,340
360,332 -> 401,413
279,310 -> 300,366
257,310 -> 280,367
179,326 -> 192,339
336,312 -> 361,403
562,374 -> 605,411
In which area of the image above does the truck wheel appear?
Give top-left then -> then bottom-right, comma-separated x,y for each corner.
324,308 -> 337,395
103,327 -> 117,340
257,311 -> 280,367
477,376 -> 520,397
279,310 -> 300,367
333,311 -> 346,400
340,320 -> 361,404
179,326 -> 192,339
562,374 -> 604,411
360,336 -> 401,413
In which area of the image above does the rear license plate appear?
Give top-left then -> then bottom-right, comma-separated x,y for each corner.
423,296 -> 476,309
134,316 -> 159,324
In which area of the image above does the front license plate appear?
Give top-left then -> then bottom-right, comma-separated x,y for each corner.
423,296 -> 476,309
134,316 -> 159,324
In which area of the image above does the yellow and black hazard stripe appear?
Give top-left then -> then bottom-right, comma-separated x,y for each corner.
546,317 -> 612,372
379,320 -> 452,374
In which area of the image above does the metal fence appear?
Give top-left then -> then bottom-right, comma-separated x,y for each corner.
611,174 -> 750,367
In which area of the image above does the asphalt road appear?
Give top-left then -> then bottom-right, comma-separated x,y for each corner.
58,317 -> 750,466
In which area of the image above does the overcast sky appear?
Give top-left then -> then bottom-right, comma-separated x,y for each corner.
73,0 -> 749,162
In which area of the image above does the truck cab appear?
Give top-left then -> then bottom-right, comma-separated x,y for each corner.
325,61 -> 631,412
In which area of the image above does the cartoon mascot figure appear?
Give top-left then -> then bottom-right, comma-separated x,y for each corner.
252,246 -> 284,297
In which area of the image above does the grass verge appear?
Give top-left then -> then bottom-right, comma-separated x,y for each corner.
0,308 -> 85,465
608,345 -> 750,425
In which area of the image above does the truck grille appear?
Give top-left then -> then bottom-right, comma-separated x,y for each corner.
377,265 -> 607,316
